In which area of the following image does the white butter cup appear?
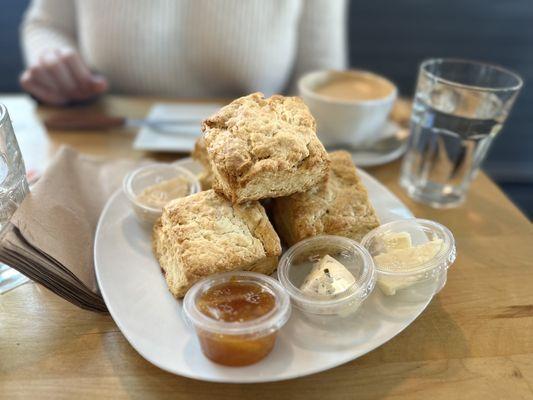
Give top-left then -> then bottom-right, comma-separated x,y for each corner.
360,218 -> 456,296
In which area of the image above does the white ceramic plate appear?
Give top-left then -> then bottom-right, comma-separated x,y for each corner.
94,159 -> 427,383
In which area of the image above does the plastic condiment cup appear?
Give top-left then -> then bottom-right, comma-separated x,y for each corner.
277,235 -> 376,317
360,218 -> 456,297
123,163 -> 201,226
183,271 -> 291,367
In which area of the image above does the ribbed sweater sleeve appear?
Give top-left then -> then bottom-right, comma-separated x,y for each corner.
289,0 -> 348,92
21,0 -> 77,66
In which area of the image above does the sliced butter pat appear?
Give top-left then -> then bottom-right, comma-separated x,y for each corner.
300,255 -> 356,299
374,236 -> 443,296
377,276 -> 420,296
382,231 -> 412,251
374,239 -> 443,271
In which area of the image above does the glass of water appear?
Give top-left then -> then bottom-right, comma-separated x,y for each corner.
400,59 -> 523,208
0,104 -> 30,293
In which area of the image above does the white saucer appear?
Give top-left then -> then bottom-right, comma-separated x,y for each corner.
325,120 -> 408,168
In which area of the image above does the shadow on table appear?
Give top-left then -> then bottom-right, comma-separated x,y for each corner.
103,296 -> 470,400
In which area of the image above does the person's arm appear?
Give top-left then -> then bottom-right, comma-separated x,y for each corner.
21,0 -> 78,66
20,0 -> 107,105
289,0 -> 348,93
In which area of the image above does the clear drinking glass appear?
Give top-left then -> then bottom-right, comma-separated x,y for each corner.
400,59 -> 523,208
0,104 -> 30,293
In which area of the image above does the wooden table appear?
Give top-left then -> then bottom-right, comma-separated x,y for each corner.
1,96 -> 532,400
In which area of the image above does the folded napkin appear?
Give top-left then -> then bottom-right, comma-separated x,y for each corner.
0,146 -> 140,312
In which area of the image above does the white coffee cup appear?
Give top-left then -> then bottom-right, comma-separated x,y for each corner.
298,70 -> 398,147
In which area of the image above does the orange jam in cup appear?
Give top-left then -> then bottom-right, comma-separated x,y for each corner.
197,281 -> 276,366
197,281 -> 276,322
183,272 -> 291,367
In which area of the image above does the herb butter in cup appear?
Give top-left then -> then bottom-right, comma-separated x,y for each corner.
123,163 -> 201,226
277,235 -> 376,321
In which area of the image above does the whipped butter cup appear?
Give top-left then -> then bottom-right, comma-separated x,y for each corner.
183,272 -> 291,367
123,163 -> 201,226
360,218 -> 456,298
277,235 -> 376,317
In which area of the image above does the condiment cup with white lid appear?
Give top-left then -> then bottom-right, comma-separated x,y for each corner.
360,218 -> 456,299
277,235 -> 376,319
123,163 -> 201,226
183,271 -> 291,367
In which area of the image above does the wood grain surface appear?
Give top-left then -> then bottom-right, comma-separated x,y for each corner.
0,96 -> 532,400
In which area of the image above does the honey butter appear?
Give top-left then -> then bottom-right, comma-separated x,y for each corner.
136,177 -> 190,209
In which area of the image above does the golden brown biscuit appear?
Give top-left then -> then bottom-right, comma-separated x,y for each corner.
197,171 -> 213,191
191,136 -> 213,190
192,136 -> 209,168
202,92 -> 330,203
272,151 -> 380,245
153,189 -> 281,298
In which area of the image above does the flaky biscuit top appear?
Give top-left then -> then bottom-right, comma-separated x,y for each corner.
202,92 -> 321,185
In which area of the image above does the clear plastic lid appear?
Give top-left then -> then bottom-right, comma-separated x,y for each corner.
360,218 -> 456,279
183,272 -> 291,336
277,235 -> 376,315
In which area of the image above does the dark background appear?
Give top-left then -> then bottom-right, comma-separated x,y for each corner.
1,0 -> 532,217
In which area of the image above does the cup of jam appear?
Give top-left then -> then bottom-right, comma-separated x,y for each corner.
183,271 -> 291,367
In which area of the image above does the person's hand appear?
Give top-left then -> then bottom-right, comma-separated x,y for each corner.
20,48 -> 108,106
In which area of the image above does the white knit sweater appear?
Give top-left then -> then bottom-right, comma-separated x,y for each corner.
21,0 -> 347,97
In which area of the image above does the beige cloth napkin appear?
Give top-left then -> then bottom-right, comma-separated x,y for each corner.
0,146 -> 140,312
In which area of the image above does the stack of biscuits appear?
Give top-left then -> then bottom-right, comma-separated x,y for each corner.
153,92 -> 380,298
